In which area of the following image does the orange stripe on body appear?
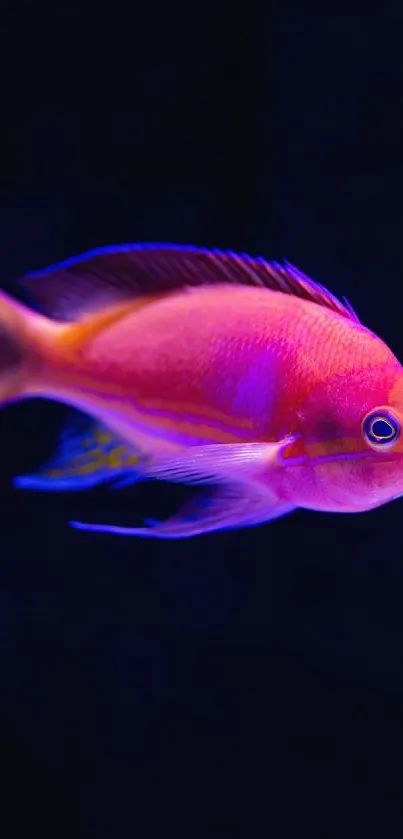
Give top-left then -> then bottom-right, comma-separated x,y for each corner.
282,435 -> 368,464
36,299 -> 273,445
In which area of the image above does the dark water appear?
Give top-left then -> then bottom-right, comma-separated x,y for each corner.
0,2 -> 403,837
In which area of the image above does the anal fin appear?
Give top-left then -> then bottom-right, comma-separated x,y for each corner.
14,411 -> 143,492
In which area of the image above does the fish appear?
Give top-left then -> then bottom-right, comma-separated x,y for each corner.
1,241 -> 403,539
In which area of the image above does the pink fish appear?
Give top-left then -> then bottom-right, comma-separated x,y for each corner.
1,242 -> 402,538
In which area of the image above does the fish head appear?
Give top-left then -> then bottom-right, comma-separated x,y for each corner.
289,327 -> 403,512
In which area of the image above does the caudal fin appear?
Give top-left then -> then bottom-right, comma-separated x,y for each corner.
0,290 -> 44,405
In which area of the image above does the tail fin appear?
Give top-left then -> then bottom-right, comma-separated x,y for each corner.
0,290 -> 54,406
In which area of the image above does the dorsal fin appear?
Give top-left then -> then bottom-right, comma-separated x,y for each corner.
17,243 -> 360,324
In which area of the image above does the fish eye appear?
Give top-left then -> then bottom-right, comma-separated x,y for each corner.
362,409 -> 401,450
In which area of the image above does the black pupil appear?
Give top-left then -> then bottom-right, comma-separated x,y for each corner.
371,418 -> 395,440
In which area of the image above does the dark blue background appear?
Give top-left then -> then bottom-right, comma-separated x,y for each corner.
0,2 -> 402,836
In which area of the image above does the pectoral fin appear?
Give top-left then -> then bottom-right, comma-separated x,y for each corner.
70,482 -> 295,540
140,440 -> 292,486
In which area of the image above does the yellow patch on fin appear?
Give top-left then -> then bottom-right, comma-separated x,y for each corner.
14,412 -> 143,492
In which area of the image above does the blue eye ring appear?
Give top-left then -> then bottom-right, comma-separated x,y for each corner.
362,409 -> 401,451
